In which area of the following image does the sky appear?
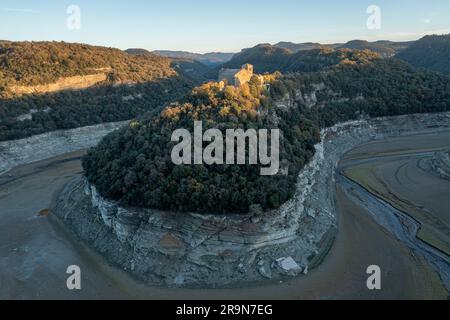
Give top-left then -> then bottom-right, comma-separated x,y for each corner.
1,0 -> 450,53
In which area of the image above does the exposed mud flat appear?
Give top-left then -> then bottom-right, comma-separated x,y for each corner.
340,133 -> 450,291
49,112 -> 450,292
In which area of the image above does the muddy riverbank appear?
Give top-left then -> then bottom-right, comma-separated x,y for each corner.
1,150 -> 445,299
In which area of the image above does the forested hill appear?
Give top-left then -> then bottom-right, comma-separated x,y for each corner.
221,44 -> 292,73
395,34 -> 450,74
337,40 -> 410,57
274,42 -> 327,52
221,44 -> 380,73
0,41 -> 180,95
273,40 -> 411,56
83,57 -> 450,215
151,50 -> 234,67
125,48 -> 213,83
0,41 -> 195,141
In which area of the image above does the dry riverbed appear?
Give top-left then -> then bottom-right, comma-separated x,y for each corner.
340,132 -> 450,292
0,151 -> 445,299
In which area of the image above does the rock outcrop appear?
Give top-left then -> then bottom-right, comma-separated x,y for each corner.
9,73 -> 109,96
0,121 -> 128,175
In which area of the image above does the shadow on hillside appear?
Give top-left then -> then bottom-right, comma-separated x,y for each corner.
0,75 -> 194,142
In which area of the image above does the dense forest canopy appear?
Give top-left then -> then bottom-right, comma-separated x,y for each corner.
336,40 -> 411,57
83,54 -> 450,215
0,41 -> 179,91
395,34 -> 450,74
223,35 -> 450,74
273,40 -> 411,56
274,42 -> 328,53
150,50 -> 235,67
222,44 -> 380,73
222,44 -> 292,73
0,41 -> 197,141
83,74 -> 308,214
125,48 -> 213,83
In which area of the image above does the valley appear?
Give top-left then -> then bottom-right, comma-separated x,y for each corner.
1,15 -> 450,301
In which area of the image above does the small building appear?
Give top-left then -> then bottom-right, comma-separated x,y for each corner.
218,64 -> 254,87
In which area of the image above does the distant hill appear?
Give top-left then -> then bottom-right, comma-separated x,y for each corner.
221,44 -> 293,73
372,40 -> 412,52
396,34 -> 450,74
151,50 -> 234,67
124,48 -> 153,56
0,41 -> 194,141
125,48 -> 213,82
274,41 -> 329,52
170,58 -> 214,82
222,44 -> 380,73
338,40 -> 411,57
272,40 -> 411,57
0,41 -> 179,93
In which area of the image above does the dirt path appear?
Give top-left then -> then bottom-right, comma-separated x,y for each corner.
1,146 -> 446,299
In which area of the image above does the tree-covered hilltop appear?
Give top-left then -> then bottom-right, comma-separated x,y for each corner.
0,78 -> 193,141
222,44 -> 380,73
151,50 -> 235,67
336,40 -> 410,57
396,34 -> 450,74
82,56 -> 450,215
274,42 -> 328,53
227,36 -> 450,75
0,41 -> 196,141
125,47 -> 213,83
273,40 -> 411,56
222,44 -> 293,73
0,41 -> 176,91
83,74 -> 314,214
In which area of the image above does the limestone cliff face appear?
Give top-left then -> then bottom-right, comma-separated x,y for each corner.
0,121 -> 127,175
53,174 -> 330,287
273,82 -> 362,111
9,73 -> 109,96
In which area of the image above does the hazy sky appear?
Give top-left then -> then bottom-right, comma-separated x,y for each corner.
1,0 -> 449,53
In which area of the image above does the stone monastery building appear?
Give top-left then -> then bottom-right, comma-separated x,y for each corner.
218,63 -> 254,86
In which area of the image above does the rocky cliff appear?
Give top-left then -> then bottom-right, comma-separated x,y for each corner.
9,73 -> 109,96
0,121 -> 128,175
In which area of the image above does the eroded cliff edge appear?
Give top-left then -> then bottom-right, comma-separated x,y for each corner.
0,121 -> 128,175
51,112 -> 450,288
